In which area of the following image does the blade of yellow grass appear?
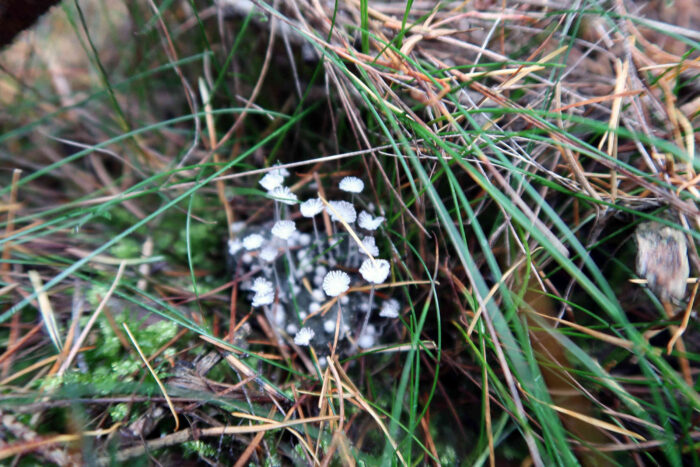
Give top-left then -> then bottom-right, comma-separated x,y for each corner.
524,389 -> 645,440
0,322 -> 40,366
599,59 -> 628,201
231,409 -> 320,464
122,322 -> 179,432
331,355 -> 407,467
232,408 -> 322,467
553,83 -> 604,204
28,270 -> 62,353
0,434 -> 81,461
498,46 -> 566,90
0,202 -> 21,213
304,280 -> 433,324
221,350 -> 288,399
318,193 -> 374,260
0,422 -> 123,460
310,347 -> 352,465
667,281 -> 699,354
526,310 -> 643,410
546,401 -> 646,441
673,108 -> 697,196
370,340 -> 437,354
0,354 -> 58,386
528,309 -> 635,350
327,357 -> 346,431
467,253 -> 533,337
551,89 -> 643,113
198,77 -> 235,240
208,414 -> 339,434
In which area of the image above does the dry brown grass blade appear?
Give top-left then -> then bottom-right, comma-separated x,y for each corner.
553,84 -> 604,206
528,309 -> 635,351
0,354 -> 59,386
233,410 -> 322,465
233,408 -> 282,467
0,323 -> 41,366
212,414 -> 340,434
600,59 -> 629,201
0,418 -> 122,461
201,335 -> 288,400
467,252 -> 534,337
667,280 -> 700,354
551,89 -> 644,114
123,322 -> 180,431
326,356 -> 346,432
331,355 -> 408,467
318,193 -> 373,260
660,299 -> 693,386
538,397 -> 646,441
199,77 -> 236,241
28,270 -> 62,353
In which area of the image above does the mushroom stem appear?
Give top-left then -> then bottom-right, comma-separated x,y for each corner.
312,217 -> 323,257
357,285 -> 375,346
283,239 -> 297,280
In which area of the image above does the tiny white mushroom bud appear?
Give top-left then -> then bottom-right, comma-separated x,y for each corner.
300,198 -> 324,217
269,186 -> 298,205
251,277 -> 274,295
228,238 -> 243,255
259,245 -> 279,263
358,211 -> 385,230
359,258 -> 390,284
326,200 -> 357,223
311,289 -> 325,302
272,220 -> 296,240
259,172 -> 284,191
322,270 -> 351,297
339,176 -> 364,193
294,327 -> 315,346
380,299 -> 400,318
360,236 -> 379,257
357,334 -> 375,349
242,233 -> 264,250
251,291 -> 274,307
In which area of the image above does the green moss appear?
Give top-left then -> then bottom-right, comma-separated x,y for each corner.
36,312 -> 180,398
137,319 -> 178,355
182,440 -> 217,458
110,238 -> 141,258
109,402 -> 129,421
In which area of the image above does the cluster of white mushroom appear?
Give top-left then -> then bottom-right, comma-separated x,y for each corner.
227,170 -> 400,353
